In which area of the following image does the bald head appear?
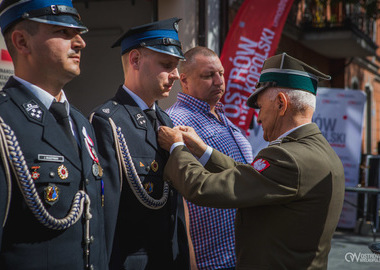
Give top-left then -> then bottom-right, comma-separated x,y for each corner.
179,46 -> 225,109
179,46 -> 218,75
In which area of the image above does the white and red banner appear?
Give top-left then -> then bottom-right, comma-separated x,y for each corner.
220,0 -> 294,134
314,88 -> 366,229
0,36 -> 13,87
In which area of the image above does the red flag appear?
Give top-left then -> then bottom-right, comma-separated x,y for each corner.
1,49 -> 12,62
220,0 -> 294,134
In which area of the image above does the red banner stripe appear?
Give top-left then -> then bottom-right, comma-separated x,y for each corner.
220,0 -> 294,134
1,49 -> 12,62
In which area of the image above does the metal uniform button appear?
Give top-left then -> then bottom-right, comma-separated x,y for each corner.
85,179 -> 90,185
171,214 -> 175,222
112,101 -> 118,106
90,235 -> 95,243
89,265 -> 94,270
49,172 -> 55,178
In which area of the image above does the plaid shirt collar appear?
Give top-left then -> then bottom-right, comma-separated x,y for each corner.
177,92 -> 224,113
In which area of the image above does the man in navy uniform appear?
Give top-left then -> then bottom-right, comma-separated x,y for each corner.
90,18 -> 190,270
0,1 -> 108,269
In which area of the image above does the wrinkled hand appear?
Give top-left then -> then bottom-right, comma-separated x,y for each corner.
158,126 -> 184,152
176,126 -> 207,158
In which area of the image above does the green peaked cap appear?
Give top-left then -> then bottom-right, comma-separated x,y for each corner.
247,53 -> 331,109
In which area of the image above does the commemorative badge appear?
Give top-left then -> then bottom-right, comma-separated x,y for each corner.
251,158 -> 270,172
92,163 -> 99,177
30,166 -> 40,180
58,164 -> 68,179
151,160 -> 158,172
82,127 -> 103,177
92,163 -> 103,177
144,182 -> 154,194
45,184 -> 59,204
23,100 -> 43,122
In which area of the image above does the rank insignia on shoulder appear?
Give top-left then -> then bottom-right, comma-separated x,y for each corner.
268,138 -> 282,146
134,113 -> 147,127
251,158 -> 270,172
144,182 -> 154,194
58,164 -> 68,180
45,184 -> 59,204
30,166 -> 41,180
23,100 -> 44,122
151,160 -> 158,172
102,108 -> 110,114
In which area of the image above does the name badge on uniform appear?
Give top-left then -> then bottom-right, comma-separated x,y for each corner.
38,154 -> 64,163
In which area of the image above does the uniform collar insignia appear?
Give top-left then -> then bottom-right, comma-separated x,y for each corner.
23,100 -> 44,122
134,112 -> 147,128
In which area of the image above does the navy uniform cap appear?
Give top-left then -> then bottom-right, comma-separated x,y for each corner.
247,53 -> 331,109
0,0 -> 88,34
112,17 -> 185,59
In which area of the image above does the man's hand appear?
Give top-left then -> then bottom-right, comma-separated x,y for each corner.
176,126 -> 207,158
158,126 -> 184,151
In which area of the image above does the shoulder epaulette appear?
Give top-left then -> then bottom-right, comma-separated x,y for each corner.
268,138 -> 282,146
0,91 -> 9,105
93,100 -> 120,118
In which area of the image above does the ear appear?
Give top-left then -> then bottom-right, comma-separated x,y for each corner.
129,49 -> 141,70
12,30 -> 31,55
276,92 -> 288,116
180,73 -> 188,90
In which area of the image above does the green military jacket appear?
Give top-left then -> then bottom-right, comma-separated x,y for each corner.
164,123 -> 345,270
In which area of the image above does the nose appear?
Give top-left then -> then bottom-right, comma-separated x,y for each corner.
170,68 -> 180,80
73,34 -> 86,50
214,73 -> 224,86
257,110 -> 262,124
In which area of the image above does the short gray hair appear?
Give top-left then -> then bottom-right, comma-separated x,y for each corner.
266,87 -> 316,112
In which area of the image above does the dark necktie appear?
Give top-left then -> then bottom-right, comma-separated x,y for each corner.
144,109 -> 159,132
49,101 -> 79,153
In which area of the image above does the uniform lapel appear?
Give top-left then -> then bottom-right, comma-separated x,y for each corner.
115,87 -> 158,150
6,78 -> 81,170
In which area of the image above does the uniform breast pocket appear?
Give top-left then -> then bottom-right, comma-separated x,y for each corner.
131,157 -> 166,199
26,160 -> 79,210
28,162 -> 74,184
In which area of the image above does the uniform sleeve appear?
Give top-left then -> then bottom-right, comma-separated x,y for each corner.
91,113 -> 121,260
164,145 -> 299,209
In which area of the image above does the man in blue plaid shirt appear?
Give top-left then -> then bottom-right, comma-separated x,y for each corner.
166,46 -> 253,270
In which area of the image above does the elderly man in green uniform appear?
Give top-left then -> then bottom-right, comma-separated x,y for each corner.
157,53 -> 345,270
